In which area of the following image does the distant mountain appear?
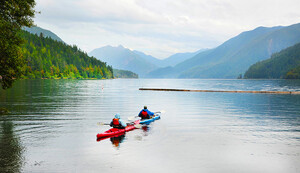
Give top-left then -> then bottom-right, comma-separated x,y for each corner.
244,42 -> 300,79
146,66 -> 178,78
147,23 -> 300,78
134,49 -> 205,67
146,49 -> 213,78
89,45 -> 205,77
133,50 -> 162,67
23,26 -> 64,42
89,45 -> 158,77
161,49 -> 208,67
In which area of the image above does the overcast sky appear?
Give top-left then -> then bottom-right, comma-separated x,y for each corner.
34,0 -> 300,59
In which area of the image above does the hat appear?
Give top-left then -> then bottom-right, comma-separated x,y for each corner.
114,113 -> 120,119
144,106 -> 147,109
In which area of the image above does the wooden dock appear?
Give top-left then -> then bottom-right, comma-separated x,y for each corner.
139,88 -> 300,95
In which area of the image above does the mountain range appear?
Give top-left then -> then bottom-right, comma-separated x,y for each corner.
89,45 -> 202,77
89,45 -> 157,77
147,23 -> 300,78
133,49 -> 206,67
26,23 -> 300,79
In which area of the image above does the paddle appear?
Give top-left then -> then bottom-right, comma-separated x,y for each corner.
128,116 -> 139,121
97,122 -> 110,126
154,110 -> 166,114
98,122 -> 142,129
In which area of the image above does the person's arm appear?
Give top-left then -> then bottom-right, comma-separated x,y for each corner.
119,119 -> 127,127
147,110 -> 154,116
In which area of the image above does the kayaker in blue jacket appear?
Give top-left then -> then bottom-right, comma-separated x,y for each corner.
110,113 -> 127,129
138,106 -> 154,119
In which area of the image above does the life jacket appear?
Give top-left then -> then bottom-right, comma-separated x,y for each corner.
141,110 -> 149,119
112,118 -> 120,128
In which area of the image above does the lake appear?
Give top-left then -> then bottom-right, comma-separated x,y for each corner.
0,79 -> 300,173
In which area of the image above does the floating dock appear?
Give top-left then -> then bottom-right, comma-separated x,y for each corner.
139,88 -> 300,95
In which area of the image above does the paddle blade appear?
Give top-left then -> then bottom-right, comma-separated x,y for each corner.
128,116 -> 138,121
97,122 -> 110,126
134,124 -> 142,129
154,110 -> 165,114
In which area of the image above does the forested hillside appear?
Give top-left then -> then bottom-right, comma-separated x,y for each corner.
21,31 -> 114,79
113,69 -> 138,78
244,43 -> 300,79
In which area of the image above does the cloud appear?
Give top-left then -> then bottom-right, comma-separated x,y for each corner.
34,0 -> 300,59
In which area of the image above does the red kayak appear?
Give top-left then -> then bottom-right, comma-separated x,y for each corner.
97,120 -> 140,139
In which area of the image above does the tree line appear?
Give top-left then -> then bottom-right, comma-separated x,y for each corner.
113,69 -> 138,78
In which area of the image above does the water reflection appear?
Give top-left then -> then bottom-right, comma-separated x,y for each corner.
0,121 -> 24,173
221,93 -> 300,127
142,125 -> 150,134
97,134 -> 126,148
110,135 -> 125,148
96,124 -> 152,148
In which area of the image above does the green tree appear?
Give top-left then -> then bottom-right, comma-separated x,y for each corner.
285,66 -> 300,79
0,0 -> 36,89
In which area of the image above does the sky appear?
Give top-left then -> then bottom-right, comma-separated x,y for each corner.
34,0 -> 300,59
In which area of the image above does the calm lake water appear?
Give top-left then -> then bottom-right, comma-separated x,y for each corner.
0,79 -> 300,173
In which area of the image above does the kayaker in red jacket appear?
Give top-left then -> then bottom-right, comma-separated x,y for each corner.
110,114 -> 127,129
138,106 -> 154,119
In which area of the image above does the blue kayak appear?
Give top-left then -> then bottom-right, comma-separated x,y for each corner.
140,113 -> 161,124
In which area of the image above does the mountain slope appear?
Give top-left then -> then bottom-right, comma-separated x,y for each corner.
244,42 -> 300,79
134,49 -> 206,68
23,26 -> 64,42
89,45 -> 158,77
146,49 -> 213,78
148,23 -> 300,78
133,50 -> 163,67
161,49 -> 208,67
90,44 -> 209,77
